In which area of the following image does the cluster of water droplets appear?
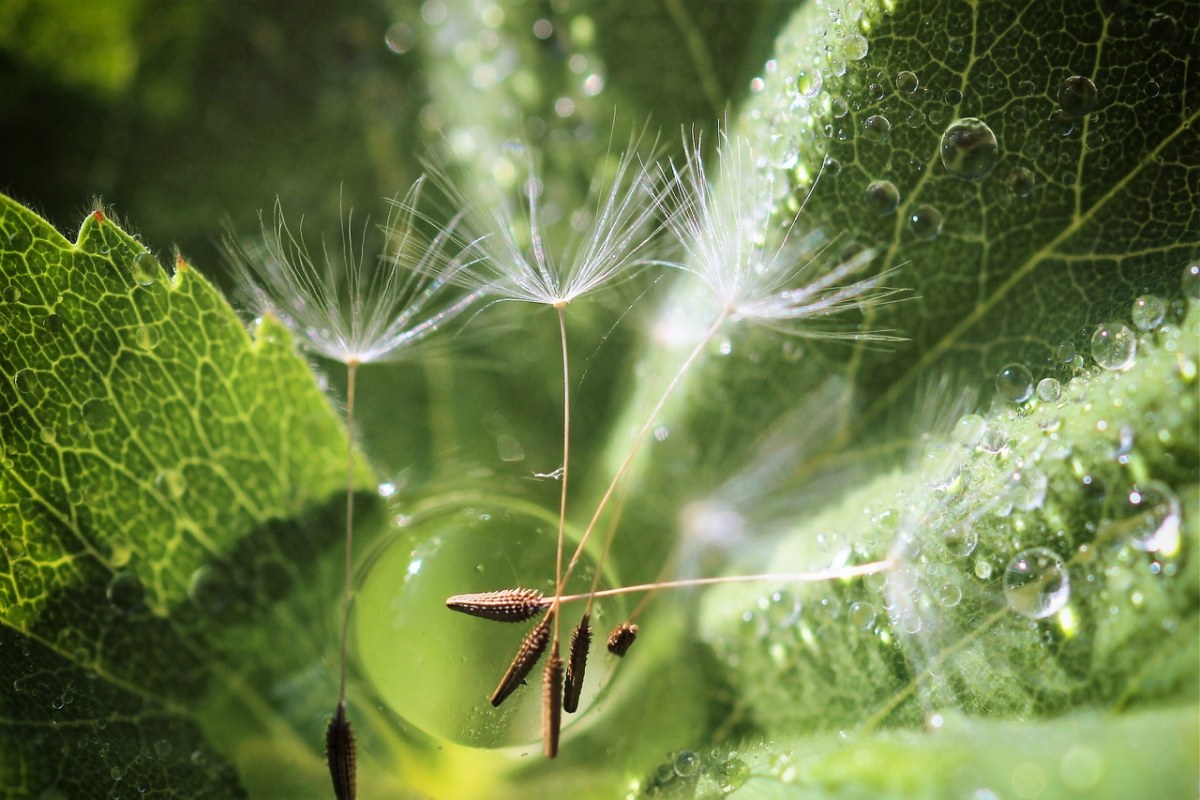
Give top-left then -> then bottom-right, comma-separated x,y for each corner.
634,747 -> 751,799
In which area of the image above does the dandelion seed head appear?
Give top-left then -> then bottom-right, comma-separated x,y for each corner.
658,129 -> 906,340
226,180 -> 478,366
422,136 -> 669,307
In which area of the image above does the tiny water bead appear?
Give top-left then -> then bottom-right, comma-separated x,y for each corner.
1090,321 -> 1137,370
995,363 -> 1033,403
864,180 -> 900,215
355,501 -> 623,748
908,204 -> 943,240
1057,75 -> 1098,117
1181,262 -> 1200,301
1009,167 -> 1036,197
105,571 -> 145,614
1003,547 -> 1069,619
940,118 -> 999,180
1131,295 -> 1167,330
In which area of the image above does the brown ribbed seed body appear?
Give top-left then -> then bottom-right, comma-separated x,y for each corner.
562,614 -> 591,713
325,701 -> 356,800
445,587 -> 546,622
606,621 -> 639,656
490,610 -> 554,707
543,649 -> 564,758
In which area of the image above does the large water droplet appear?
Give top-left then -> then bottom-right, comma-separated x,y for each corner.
995,363 -> 1033,403
1003,547 -> 1069,619
1090,321 -> 1136,370
864,180 -> 899,215
908,204 -> 943,239
1057,75 -> 1098,117
940,118 -> 999,180
130,253 -> 159,287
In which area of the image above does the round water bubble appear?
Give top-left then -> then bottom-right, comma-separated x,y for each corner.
908,204 -> 943,240
940,118 -> 999,180
1090,321 -> 1136,370
1057,75 -> 1098,117
995,363 -> 1033,403
844,33 -> 868,61
1009,167 -> 1035,197
1003,547 -> 1069,619
1181,262 -> 1200,301
106,571 -> 145,614
1118,481 -> 1182,556
355,500 -> 624,748
864,180 -> 900,215
863,114 -> 891,143
130,253 -> 159,287
1035,377 -> 1061,402
1130,295 -> 1166,330
896,70 -> 919,93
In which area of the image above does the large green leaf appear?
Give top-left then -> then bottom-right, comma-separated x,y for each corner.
0,197 -> 364,797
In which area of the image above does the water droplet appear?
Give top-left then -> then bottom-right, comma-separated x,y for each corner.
1057,75 -> 1098,117
1181,261 -> 1200,301
946,525 -> 978,558
1055,340 -> 1077,363
1049,110 -> 1075,137
1003,547 -> 1069,619
863,114 -> 891,143
717,757 -> 750,792
974,559 -> 994,580
1035,377 -> 1061,402
937,583 -> 962,607
188,565 -> 231,614
953,414 -> 986,447
1109,481 -> 1182,556
831,96 -> 849,118
979,424 -> 1007,454
844,33 -> 868,61
943,88 -> 962,105
384,22 -> 414,54
864,180 -> 900,215
155,469 -> 185,500
674,751 -> 700,778
895,70 -> 919,93
130,253 -> 158,287
106,572 -> 145,614
908,204 -> 943,239
1131,295 -> 1166,330
1009,167 -> 1035,197
135,325 -> 160,351
995,363 -> 1033,403
14,369 -> 44,400
1008,468 -> 1048,511
797,69 -> 822,97
940,118 -> 999,180
822,156 -> 842,176
848,601 -> 876,629
1090,321 -> 1136,370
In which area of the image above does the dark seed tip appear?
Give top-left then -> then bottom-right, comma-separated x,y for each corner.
325,702 -> 357,800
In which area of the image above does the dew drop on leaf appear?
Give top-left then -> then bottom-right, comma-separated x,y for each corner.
995,363 -> 1033,403
953,414 -> 986,447
1057,75 -> 1098,117
1108,481 -> 1182,556
864,180 -> 899,215
1009,166 -> 1035,197
674,750 -> 700,778
1035,377 -> 1061,402
1003,547 -> 1069,618
130,252 -> 158,287
863,114 -> 891,143
1131,295 -> 1166,330
105,571 -> 145,614
843,33 -> 868,60
908,204 -> 943,239
895,70 -> 919,93
940,118 -> 999,179
1090,321 -> 1137,370
135,325 -> 160,351
1181,261 -> 1200,301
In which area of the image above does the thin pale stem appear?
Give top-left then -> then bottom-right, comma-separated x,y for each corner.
549,305 -> 571,650
338,359 -> 359,705
560,309 -> 731,590
552,556 -> 898,606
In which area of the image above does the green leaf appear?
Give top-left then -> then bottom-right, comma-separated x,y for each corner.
0,196 -> 361,796
637,706 -> 1199,800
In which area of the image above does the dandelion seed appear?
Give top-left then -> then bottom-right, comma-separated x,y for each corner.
563,613 -> 592,713
491,610 -> 554,707
445,587 -> 545,622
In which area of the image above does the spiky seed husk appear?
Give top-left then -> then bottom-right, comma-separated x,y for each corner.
543,649 -> 564,759
490,610 -> 554,707
445,587 -> 546,622
563,613 -> 592,713
325,701 -> 356,800
606,621 -> 639,657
